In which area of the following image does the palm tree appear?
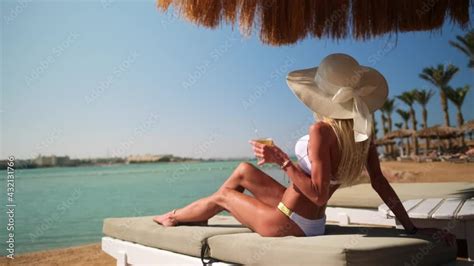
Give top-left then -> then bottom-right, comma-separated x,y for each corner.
371,113 -> 378,137
413,89 -> 435,154
396,109 -> 410,130
397,91 -> 418,155
396,109 -> 411,155
380,98 -> 396,156
379,111 -> 388,153
449,30 -> 474,69
419,64 -> 459,127
381,98 -> 396,132
381,112 -> 388,135
395,123 -> 403,130
446,85 -> 470,128
413,89 -> 435,129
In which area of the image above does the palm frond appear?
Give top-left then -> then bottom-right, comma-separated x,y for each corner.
419,64 -> 459,88
449,40 -> 470,56
413,88 -> 435,106
396,91 -> 416,106
396,109 -> 410,121
446,85 -> 471,107
381,98 -> 396,114
449,30 -> 474,69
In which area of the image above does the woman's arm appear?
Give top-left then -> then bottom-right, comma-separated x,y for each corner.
366,139 -> 417,233
366,139 -> 456,246
250,123 -> 331,206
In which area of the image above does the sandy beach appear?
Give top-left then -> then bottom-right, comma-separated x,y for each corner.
2,161 -> 472,265
0,243 -> 114,266
380,161 -> 474,183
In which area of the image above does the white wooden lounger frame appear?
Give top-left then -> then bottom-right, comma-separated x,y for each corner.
102,236 -> 234,266
325,197 -> 474,261
102,233 -> 462,266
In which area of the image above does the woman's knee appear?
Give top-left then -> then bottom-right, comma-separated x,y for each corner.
236,162 -> 255,177
212,187 -> 232,206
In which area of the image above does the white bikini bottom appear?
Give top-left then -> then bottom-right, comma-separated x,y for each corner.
277,202 -> 326,236
290,212 -> 326,236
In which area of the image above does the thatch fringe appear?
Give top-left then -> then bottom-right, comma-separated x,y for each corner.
417,125 -> 461,138
156,0 -> 471,46
461,120 -> 474,132
384,129 -> 415,140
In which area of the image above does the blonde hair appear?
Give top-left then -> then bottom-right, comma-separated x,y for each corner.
314,112 -> 370,187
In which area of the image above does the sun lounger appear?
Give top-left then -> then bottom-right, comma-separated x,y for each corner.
102,215 -> 250,265
379,197 -> 474,261
327,182 -> 474,209
325,182 -> 474,225
102,215 -> 457,265
325,182 -> 474,261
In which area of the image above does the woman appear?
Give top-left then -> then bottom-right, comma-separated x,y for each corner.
154,54 -> 455,244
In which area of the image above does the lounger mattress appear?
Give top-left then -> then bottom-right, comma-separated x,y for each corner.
328,182 -> 474,208
207,224 -> 457,265
103,215 -> 456,265
102,215 -> 252,257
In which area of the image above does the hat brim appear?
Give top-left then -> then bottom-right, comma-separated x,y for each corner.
286,66 -> 388,119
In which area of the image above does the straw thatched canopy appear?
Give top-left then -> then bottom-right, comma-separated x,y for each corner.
384,129 -> 415,140
461,120 -> 474,133
375,138 -> 395,146
417,125 -> 460,138
157,0 -> 471,46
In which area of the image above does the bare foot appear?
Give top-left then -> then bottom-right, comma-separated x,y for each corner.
153,211 -> 175,225
157,215 -> 178,227
153,211 -> 209,227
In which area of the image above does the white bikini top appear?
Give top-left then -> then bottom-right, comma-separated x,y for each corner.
295,134 -> 342,185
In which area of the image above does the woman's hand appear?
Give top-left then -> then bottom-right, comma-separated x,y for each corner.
416,227 -> 457,247
249,140 -> 289,166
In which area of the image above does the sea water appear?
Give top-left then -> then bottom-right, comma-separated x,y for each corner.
0,160 -> 287,254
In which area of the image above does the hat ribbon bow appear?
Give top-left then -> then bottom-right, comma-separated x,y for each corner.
331,86 -> 376,142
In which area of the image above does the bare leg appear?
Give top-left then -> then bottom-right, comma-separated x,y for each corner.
153,196 -> 221,226
212,188 -> 304,237
154,162 -> 285,226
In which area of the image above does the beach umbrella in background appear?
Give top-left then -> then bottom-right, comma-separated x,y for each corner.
384,129 -> 415,157
375,138 -> 395,155
384,129 -> 415,140
156,0 -> 471,46
461,120 -> 474,133
417,125 -> 461,153
461,120 -> 474,141
375,138 -> 394,145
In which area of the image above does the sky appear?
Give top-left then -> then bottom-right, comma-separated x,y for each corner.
1,1 -> 473,160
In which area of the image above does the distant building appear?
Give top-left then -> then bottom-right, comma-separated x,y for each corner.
126,154 -> 173,164
34,155 -> 71,167
0,160 -> 7,169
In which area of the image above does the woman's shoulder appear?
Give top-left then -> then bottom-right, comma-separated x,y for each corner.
308,121 -> 337,143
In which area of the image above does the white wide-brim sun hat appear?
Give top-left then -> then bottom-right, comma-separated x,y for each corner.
286,53 -> 388,142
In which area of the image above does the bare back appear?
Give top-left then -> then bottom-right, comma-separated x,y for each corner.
280,121 -> 342,220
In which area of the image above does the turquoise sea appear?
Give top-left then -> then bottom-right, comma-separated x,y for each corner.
0,160 -> 287,255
